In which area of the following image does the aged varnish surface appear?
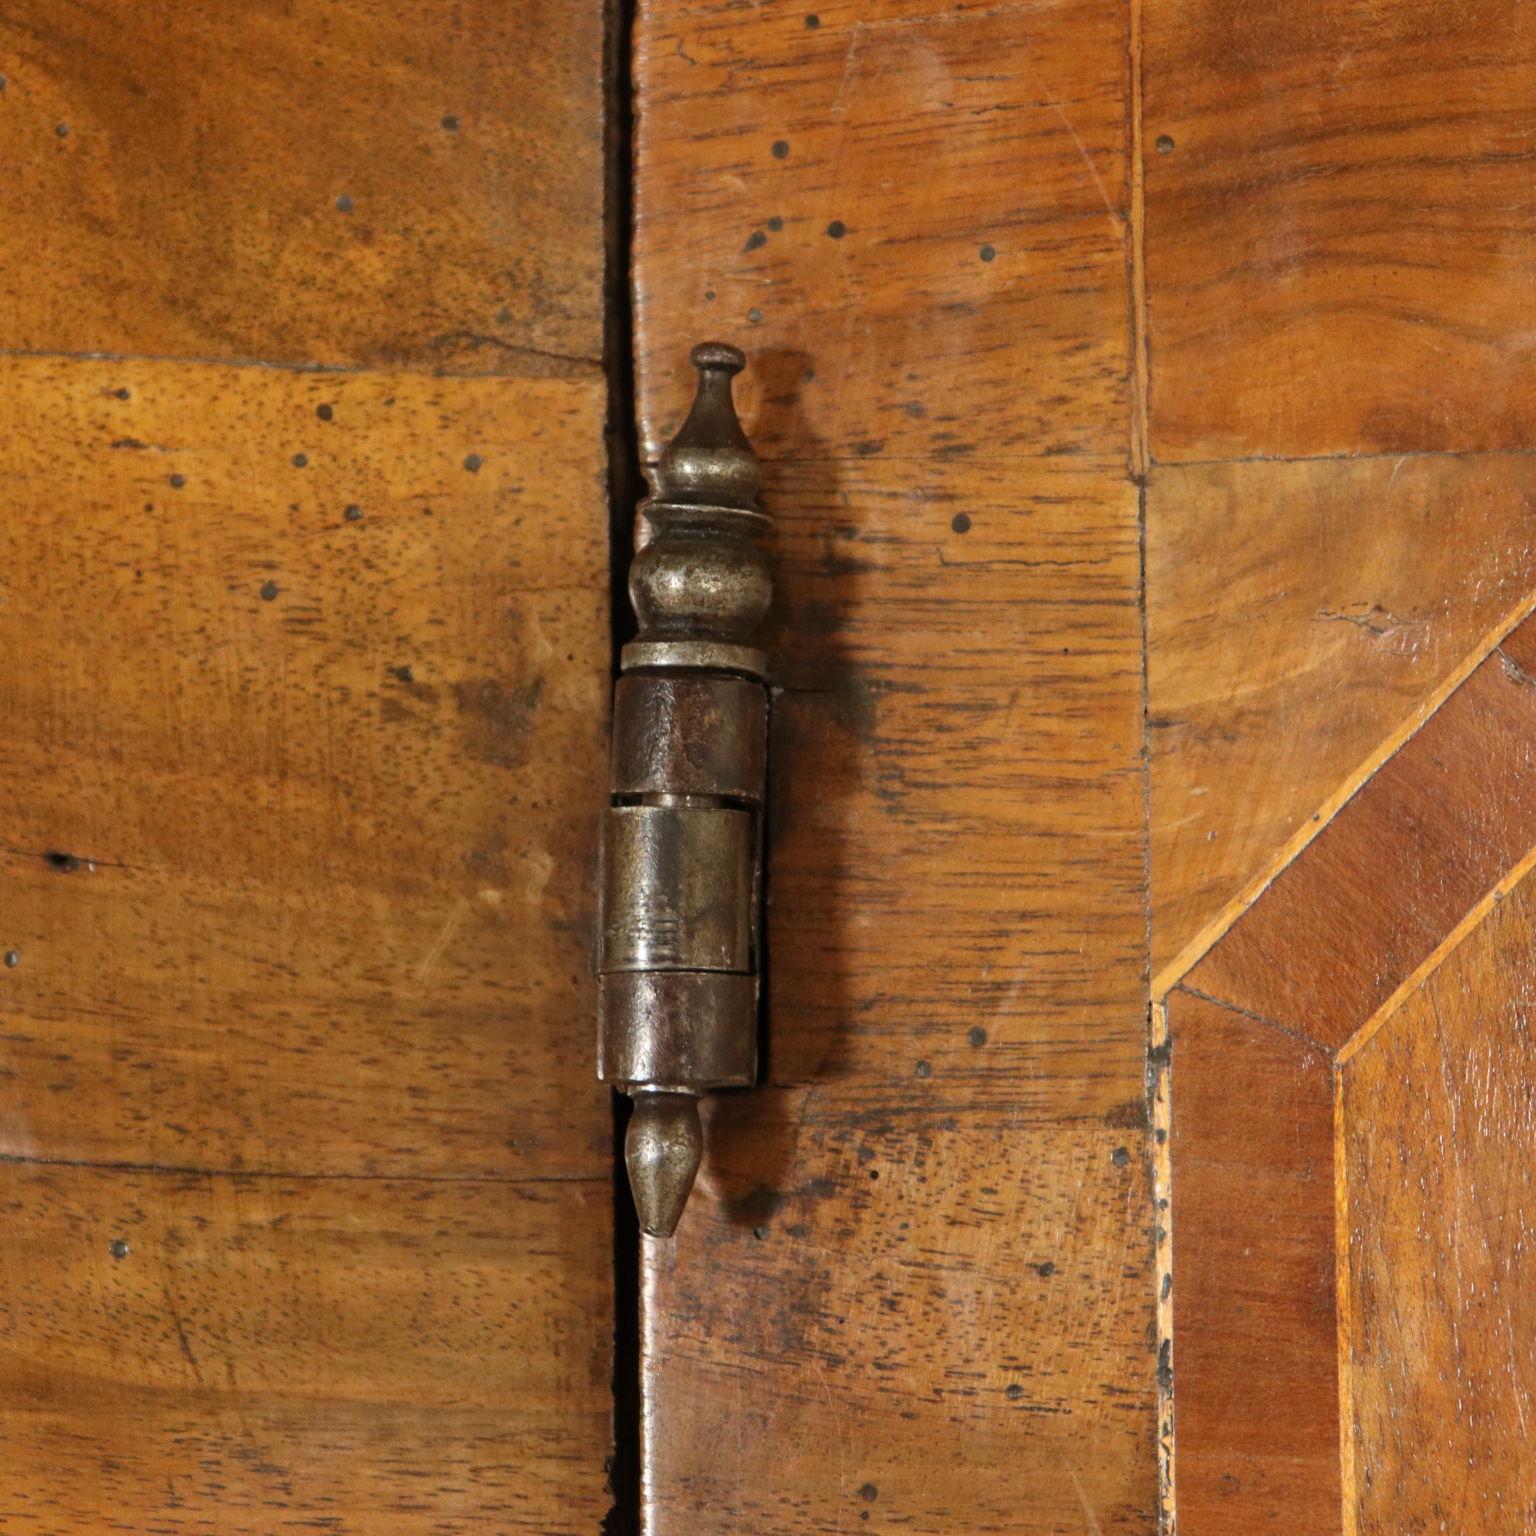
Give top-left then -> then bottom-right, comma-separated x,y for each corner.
0,2 -> 613,1530
3,0 -> 1534,1529
1144,1 -> 1536,1531
632,2 -> 1153,1532
633,0 -> 1536,1533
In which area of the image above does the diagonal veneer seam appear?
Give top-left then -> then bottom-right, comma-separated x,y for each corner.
1334,827 -> 1536,1070
1152,582 -> 1536,1000
1170,982 -> 1334,1056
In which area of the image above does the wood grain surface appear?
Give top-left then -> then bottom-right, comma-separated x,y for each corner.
632,0 -> 1133,466
634,3 -> 1536,1530
1340,866 -> 1536,1536
1166,988 -> 1339,1536
0,1 -> 614,1527
0,1163 -> 610,1533
0,0 -> 603,371
29,0 -> 1536,1530
1184,640 -> 1536,1048
1494,604 -> 1536,678
0,357 -> 609,1179
1141,8 -> 1536,1523
1143,0 -> 1536,461
1167,608 -> 1536,1535
632,3 -> 1156,1532
1148,453 -> 1536,982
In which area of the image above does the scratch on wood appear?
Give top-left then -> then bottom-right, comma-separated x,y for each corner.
1067,1464 -> 1106,1536
413,897 -> 470,990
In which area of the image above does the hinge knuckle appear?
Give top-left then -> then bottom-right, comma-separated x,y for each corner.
600,803 -> 755,974
611,673 -> 767,803
596,342 -> 773,1239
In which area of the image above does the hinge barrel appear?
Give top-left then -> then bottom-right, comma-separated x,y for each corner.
596,342 -> 771,1238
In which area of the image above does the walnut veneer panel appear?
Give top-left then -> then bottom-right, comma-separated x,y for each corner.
631,2 -> 1154,1530
631,448 -> 1153,1534
1144,0 -> 1536,460
1167,988 -> 1340,1536
0,0 -> 613,1514
1148,453 -> 1536,981
1169,609 -> 1536,1536
1184,643 -> 1536,1048
1341,868 -> 1536,1535
0,356 -> 609,1180
633,0 -> 1132,465
0,1163 -> 610,1532
0,356 -> 614,1530
0,0 -> 603,369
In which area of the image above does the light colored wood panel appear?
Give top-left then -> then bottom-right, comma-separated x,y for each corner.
0,1162 -> 611,1533
1143,0 -> 1536,459
1167,988 -> 1339,1536
634,2 -> 1151,1526
0,0 -> 603,368
648,1099 -> 1151,1535
1341,868 -> 1536,1535
1149,453 -> 1536,982
763,457 -> 1144,1115
633,0 -> 1132,464
0,354 -> 610,1177
638,442 -> 1152,1531
1185,650 -> 1536,1047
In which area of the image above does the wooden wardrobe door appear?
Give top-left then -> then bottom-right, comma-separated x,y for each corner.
631,4 -> 1155,1532
1167,628 -> 1536,1532
630,2 -> 1536,1533
0,4 -> 614,1530
1147,1 -> 1536,1530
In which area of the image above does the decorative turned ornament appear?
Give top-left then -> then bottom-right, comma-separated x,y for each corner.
597,343 -> 772,1239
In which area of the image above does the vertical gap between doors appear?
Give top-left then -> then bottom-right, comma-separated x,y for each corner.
601,0 -> 641,1529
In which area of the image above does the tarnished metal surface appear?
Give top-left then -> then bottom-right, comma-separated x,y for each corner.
611,674 -> 766,802
596,342 -> 772,1238
600,805 -> 753,973
619,638 -> 767,676
623,1092 -> 705,1245
597,972 -> 758,1088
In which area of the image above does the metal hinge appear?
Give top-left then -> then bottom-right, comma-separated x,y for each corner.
597,343 -> 771,1238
